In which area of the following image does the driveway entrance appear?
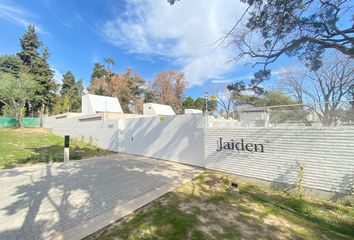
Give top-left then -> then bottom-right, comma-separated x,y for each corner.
0,154 -> 201,240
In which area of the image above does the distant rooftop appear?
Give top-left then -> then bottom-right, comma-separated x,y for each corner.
82,94 -> 123,115
143,103 -> 176,116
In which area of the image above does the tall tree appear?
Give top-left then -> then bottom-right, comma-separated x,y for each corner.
278,53 -> 354,126
182,97 -> 195,109
169,0 -> 353,90
87,63 -> 110,96
0,72 -> 38,127
54,71 -> 83,114
29,47 -> 57,113
18,25 -> 41,69
109,68 -> 145,113
72,79 -> 84,111
60,71 -> 76,96
104,58 -> 115,73
210,86 -> 237,119
91,63 -> 109,80
88,61 -> 146,113
228,0 -> 353,90
229,0 -> 353,71
194,97 -> 217,112
194,97 -> 205,111
18,25 -> 57,114
152,70 -> 186,113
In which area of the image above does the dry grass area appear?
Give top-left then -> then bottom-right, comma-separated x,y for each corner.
86,172 -> 354,240
0,128 -> 112,168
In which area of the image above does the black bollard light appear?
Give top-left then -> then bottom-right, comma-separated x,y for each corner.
64,135 -> 70,163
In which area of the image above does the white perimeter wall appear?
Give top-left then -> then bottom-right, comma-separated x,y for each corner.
43,114 -> 205,166
204,128 -> 354,194
43,115 -> 125,152
124,115 -> 204,166
43,115 -> 354,194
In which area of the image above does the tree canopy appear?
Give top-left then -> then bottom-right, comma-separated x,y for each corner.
87,62 -> 146,113
182,97 -> 195,109
232,0 -> 353,71
181,97 -> 218,112
278,53 -> 354,125
60,71 -> 76,96
168,0 -> 353,93
0,71 -> 39,126
54,71 -> 83,114
152,70 -> 186,113
0,55 -> 22,76
17,25 -> 57,113
18,24 -> 41,68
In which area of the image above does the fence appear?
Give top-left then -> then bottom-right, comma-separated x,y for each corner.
0,117 -> 40,127
267,101 -> 354,127
218,100 -> 354,128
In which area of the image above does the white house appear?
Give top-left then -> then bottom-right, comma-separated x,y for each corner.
143,103 -> 176,116
82,94 -> 123,115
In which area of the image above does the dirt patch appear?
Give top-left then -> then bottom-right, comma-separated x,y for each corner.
86,173 -> 354,240
12,127 -> 49,134
199,223 -> 224,235
205,175 -> 223,186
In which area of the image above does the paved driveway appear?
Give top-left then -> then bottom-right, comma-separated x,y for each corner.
0,154 -> 201,240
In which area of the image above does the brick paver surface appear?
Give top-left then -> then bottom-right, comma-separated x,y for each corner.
0,154 -> 200,240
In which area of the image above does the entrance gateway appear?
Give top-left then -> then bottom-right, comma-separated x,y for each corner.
43,94 -> 354,196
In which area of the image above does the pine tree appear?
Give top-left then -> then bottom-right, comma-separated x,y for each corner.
194,97 -> 217,112
182,97 -> 195,109
71,79 -> 83,112
60,71 -> 76,96
18,25 -> 57,114
87,63 -> 110,96
56,71 -> 83,113
30,47 -> 57,113
91,63 -> 109,79
18,25 -> 41,69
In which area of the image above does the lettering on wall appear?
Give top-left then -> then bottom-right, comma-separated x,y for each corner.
216,138 -> 264,153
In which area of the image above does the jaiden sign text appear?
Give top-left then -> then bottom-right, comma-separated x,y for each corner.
216,138 -> 264,152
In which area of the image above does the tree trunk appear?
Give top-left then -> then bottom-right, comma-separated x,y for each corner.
19,107 -> 24,128
40,103 -> 45,127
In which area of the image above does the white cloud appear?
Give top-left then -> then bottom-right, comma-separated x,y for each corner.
211,79 -> 233,84
211,74 -> 253,84
52,68 -> 62,84
101,0 -> 247,86
0,1 -> 49,36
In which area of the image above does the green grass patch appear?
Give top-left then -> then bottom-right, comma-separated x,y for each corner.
0,128 -> 112,168
86,172 -> 354,240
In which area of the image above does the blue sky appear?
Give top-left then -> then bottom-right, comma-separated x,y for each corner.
0,0 -> 291,98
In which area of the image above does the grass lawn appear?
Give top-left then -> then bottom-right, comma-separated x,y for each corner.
86,172 -> 354,240
0,128 -> 112,168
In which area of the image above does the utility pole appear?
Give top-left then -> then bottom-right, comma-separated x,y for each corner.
204,91 -> 209,127
204,91 -> 209,112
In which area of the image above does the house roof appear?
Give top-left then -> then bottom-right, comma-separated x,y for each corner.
82,94 -> 123,115
143,103 -> 176,116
